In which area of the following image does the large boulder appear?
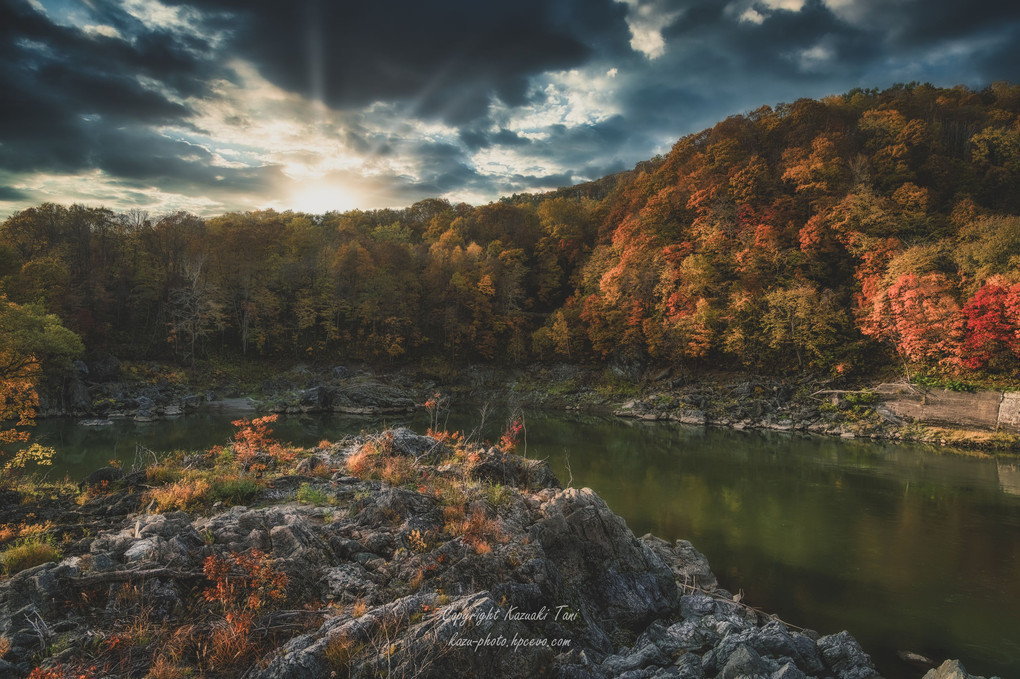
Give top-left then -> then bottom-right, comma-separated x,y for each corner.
534,488 -> 679,637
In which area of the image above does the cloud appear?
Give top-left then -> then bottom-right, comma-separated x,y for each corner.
0,0 -> 1018,218
162,0 -> 631,123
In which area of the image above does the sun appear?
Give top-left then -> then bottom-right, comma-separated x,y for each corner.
288,181 -> 357,214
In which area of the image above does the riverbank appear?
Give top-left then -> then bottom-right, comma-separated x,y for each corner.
38,359 -> 1020,454
0,427 -> 996,678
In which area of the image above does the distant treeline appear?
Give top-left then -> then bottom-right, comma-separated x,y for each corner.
2,82 -> 1019,380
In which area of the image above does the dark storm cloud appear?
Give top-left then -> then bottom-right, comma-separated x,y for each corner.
459,128 -> 532,151
88,126 -> 278,195
163,0 -> 632,124
0,187 -> 30,202
0,0 -> 217,183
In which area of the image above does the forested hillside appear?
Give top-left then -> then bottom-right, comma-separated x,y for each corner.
2,82 -> 1019,381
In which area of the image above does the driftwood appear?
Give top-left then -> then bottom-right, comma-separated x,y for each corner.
69,567 -> 206,588
678,576 -> 806,632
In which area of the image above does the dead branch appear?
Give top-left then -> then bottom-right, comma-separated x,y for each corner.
678,577 -> 806,632
69,567 -> 206,588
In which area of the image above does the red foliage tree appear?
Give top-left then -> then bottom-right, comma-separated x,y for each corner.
958,283 -> 1020,370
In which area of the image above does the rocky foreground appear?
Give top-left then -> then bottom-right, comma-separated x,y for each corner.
0,428 -> 998,678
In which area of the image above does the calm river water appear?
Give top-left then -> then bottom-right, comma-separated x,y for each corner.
30,408 -> 1020,679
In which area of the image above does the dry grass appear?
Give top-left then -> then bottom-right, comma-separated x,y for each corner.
345,442 -> 380,478
204,617 -> 257,673
408,568 -> 425,591
352,599 -> 369,618
444,506 -> 503,555
144,478 -> 211,512
0,635 -> 10,657
324,633 -> 365,674
380,456 -> 415,486
145,462 -> 183,485
146,656 -> 189,679
346,438 -> 417,487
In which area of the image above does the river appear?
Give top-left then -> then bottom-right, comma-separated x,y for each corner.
29,407 -> 1020,679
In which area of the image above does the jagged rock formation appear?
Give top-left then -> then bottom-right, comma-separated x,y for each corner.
0,427 -> 955,678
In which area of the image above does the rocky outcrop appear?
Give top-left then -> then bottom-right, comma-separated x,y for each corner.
0,428 -> 898,678
8,427 -> 990,678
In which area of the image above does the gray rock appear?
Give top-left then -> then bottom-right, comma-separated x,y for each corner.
643,537 -> 718,591
82,466 -> 124,488
295,455 -> 328,476
677,410 -> 707,425
922,659 -> 996,679
535,488 -> 679,637
817,631 -> 879,679
678,593 -> 716,620
324,563 -> 377,602
299,386 -> 332,410
743,621 -> 825,675
469,447 -> 560,490
664,617 -> 721,653
602,638 -> 670,674
719,644 -> 773,679
674,652 -> 705,679
381,427 -> 447,461
772,661 -> 808,679
123,537 -> 161,563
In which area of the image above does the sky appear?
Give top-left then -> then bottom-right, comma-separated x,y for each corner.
1,0 -> 1019,218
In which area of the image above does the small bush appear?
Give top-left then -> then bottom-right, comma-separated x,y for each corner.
146,463 -> 182,485
380,456 -> 415,486
296,483 -> 326,505
1,538 -> 61,575
212,478 -> 260,506
484,483 -> 513,509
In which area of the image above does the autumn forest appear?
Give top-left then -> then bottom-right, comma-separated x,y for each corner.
3,82 -> 1020,386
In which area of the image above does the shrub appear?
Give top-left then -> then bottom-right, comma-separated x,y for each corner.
380,456 -> 415,486
203,550 -> 288,616
484,483 -> 513,509
295,483 -> 326,505
1,537 -> 61,575
145,463 -> 182,485
211,478 -> 260,506
231,415 -> 295,466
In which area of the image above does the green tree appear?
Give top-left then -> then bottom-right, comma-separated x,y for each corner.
0,296 -> 83,471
